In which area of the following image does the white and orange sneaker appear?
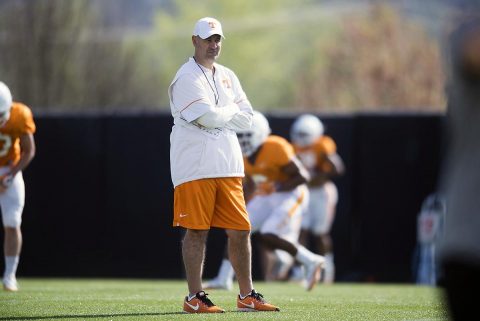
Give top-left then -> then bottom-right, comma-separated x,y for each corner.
237,289 -> 280,312
183,291 -> 225,313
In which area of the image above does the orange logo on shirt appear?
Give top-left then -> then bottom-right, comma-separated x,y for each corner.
222,79 -> 231,88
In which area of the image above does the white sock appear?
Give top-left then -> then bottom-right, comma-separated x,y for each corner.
295,245 -> 320,266
4,256 -> 19,278
324,253 -> 335,282
217,259 -> 234,283
325,253 -> 334,267
239,289 -> 253,300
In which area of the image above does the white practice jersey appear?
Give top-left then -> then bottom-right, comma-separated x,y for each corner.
168,58 -> 253,187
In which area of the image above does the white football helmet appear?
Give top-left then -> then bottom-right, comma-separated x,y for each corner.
236,111 -> 271,157
0,82 -> 12,126
290,114 -> 324,147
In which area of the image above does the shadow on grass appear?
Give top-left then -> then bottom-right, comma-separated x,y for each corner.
0,312 -> 186,320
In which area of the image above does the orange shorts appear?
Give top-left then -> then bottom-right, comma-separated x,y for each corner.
173,177 -> 251,231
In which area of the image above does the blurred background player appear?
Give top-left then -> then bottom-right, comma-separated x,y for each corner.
413,192 -> 445,286
437,18 -> 480,321
205,111 -> 325,291
0,81 -> 36,291
289,114 -> 345,284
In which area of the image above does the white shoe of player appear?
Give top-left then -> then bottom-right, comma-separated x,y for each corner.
3,275 -> 18,292
203,277 -> 233,291
303,255 -> 325,291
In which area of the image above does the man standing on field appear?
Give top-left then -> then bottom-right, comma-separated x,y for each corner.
168,17 -> 279,313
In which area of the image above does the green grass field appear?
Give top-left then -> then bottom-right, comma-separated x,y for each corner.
0,278 -> 449,321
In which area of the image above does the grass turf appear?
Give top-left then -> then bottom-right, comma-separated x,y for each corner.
0,278 -> 449,320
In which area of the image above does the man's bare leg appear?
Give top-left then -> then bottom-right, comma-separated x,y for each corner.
226,229 -> 253,296
182,229 -> 208,295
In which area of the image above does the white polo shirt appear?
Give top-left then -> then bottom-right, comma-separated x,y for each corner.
168,58 -> 253,187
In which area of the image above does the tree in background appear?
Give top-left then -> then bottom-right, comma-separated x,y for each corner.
293,4 -> 446,111
0,0 -> 142,111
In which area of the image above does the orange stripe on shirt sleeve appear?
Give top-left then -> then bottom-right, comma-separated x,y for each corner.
235,99 -> 246,105
180,98 -> 204,113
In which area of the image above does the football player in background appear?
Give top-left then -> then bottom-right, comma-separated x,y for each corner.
289,114 -> 345,284
0,82 -> 36,291
205,111 -> 325,291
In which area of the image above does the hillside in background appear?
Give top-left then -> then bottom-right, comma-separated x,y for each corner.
88,0 -> 477,33
0,0 -> 477,112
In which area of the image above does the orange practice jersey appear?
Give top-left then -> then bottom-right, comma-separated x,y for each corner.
0,102 -> 36,167
244,135 -> 295,184
294,136 -> 336,173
